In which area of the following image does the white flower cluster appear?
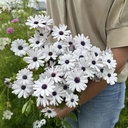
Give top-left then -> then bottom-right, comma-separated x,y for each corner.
33,119 -> 46,128
2,110 -> 13,120
0,38 -> 11,50
6,14 -> 117,118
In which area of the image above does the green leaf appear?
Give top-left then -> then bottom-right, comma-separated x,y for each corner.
66,112 -> 77,122
62,120 -> 72,128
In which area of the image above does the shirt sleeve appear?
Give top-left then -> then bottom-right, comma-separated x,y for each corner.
106,0 -> 128,48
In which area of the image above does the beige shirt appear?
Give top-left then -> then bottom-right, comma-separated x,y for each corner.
47,0 -> 128,82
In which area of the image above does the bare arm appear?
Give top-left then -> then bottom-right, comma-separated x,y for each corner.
55,46 -> 128,117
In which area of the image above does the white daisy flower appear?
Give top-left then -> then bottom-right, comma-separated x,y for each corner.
88,53 -> 103,72
58,53 -> 76,72
65,93 -> 79,108
74,34 -> 92,50
28,30 -> 47,49
103,69 -> 117,85
40,119 -> 46,126
4,78 -> 12,88
33,120 -> 42,128
2,110 -> 13,120
45,66 -> 62,83
66,69 -> 88,92
52,24 -> 71,41
53,41 -> 67,55
78,57 -> 95,78
90,46 -> 102,57
36,94 -> 50,107
49,84 -> 65,106
64,35 -> 75,51
11,39 -> 29,57
23,49 -> 44,70
33,77 -> 55,97
42,45 -> 57,61
102,52 -> 117,69
39,15 -> 53,30
73,48 -> 88,61
26,15 -> 44,29
12,81 -> 33,98
41,107 -> 57,118
16,68 -> 33,85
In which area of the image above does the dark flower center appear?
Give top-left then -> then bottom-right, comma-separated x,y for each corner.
36,41 -> 40,44
52,91 -> 57,96
58,45 -> 62,49
42,84 -> 47,89
95,53 -> 98,56
100,68 -> 104,73
63,85 -> 68,90
33,57 -> 38,62
107,59 -> 111,63
21,85 -> 26,90
79,55 -> 84,58
69,42 -> 73,45
81,67 -> 86,71
51,73 -> 56,77
18,45 -> 23,50
40,95 -> 43,98
59,31 -> 64,35
65,60 -> 69,64
48,52 -> 53,56
71,98 -> 74,102
47,110 -> 52,113
40,33 -> 44,36
81,41 -> 85,46
92,60 -> 96,65
107,73 -> 111,77
5,81 -> 10,85
34,21 -> 38,24
74,77 -> 80,83
22,75 -> 27,79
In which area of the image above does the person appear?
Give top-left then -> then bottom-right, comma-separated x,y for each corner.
46,0 -> 128,128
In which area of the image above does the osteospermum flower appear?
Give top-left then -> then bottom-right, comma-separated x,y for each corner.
102,51 -> 117,69
16,68 -> 33,85
74,34 -> 92,50
49,84 -> 66,106
39,15 -> 53,30
26,15 -> 44,29
53,41 -> 67,55
41,107 -> 57,118
88,53 -> 103,72
45,66 -> 63,83
40,119 -> 46,126
11,39 -> 29,57
42,45 -> 57,61
73,48 -> 88,61
52,24 -> 71,41
65,93 -> 79,108
90,46 -> 102,57
33,120 -> 42,128
23,49 -> 44,70
58,53 -> 76,72
33,77 -> 55,97
36,94 -> 50,107
103,69 -> 117,85
78,57 -> 95,78
12,81 -> 33,98
66,69 -> 88,92
29,30 -> 47,49
4,78 -> 12,88
2,110 -> 13,120
64,35 -> 75,51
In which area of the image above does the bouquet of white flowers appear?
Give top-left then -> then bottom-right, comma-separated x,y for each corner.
3,14 -> 117,128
